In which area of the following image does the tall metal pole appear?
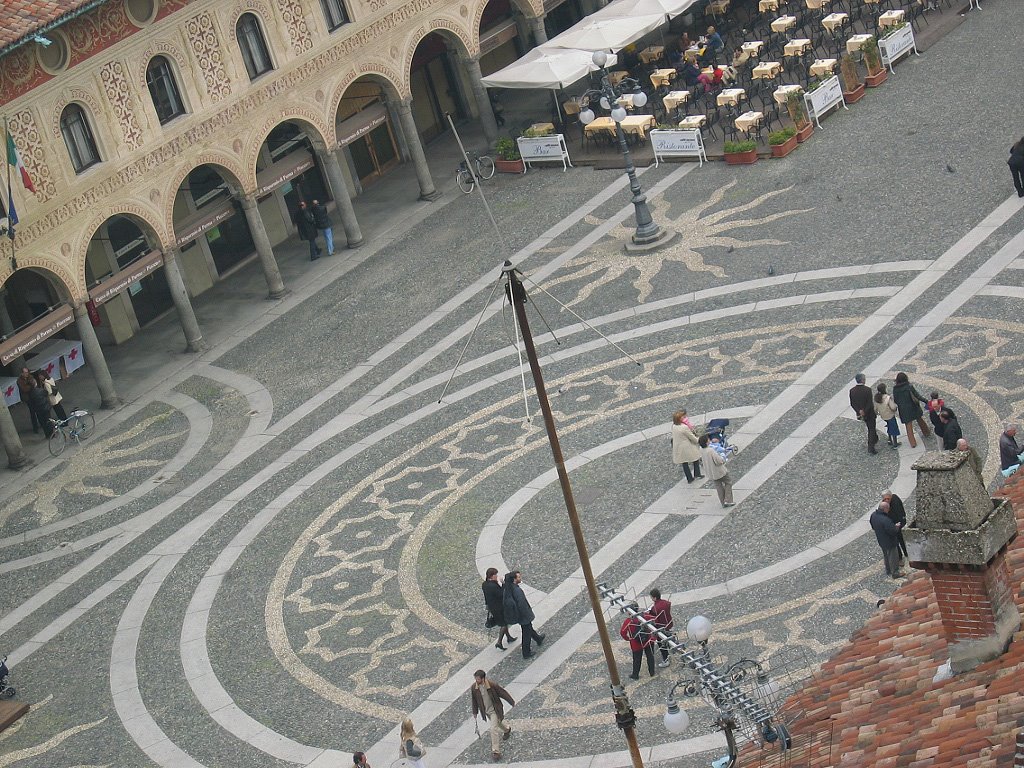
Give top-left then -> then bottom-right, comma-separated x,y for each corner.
503,261 -> 645,768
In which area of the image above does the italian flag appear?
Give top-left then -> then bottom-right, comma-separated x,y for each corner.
6,131 -> 35,194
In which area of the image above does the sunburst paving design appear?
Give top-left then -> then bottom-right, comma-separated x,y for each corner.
541,181 -> 812,307
0,410 -> 186,531
0,694 -> 108,768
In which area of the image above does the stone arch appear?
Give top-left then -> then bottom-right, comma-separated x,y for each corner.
329,66 -> 407,118
403,17 -> 477,80
0,263 -> 78,304
471,0 -> 540,45
74,203 -> 169,296
161,154 -> 249,235
244,111 -> 332,182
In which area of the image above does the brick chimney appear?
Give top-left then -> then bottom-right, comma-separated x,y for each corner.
904,451 -> 1020,673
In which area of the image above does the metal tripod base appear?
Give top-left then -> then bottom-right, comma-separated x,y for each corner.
624,228 -> 678,253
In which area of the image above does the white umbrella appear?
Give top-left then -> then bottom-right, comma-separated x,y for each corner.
610,0 -> 699,20
545,13 -> 667,53
481,47 -> 618,89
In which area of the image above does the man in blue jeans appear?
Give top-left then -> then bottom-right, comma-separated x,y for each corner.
311,199 -> 334,256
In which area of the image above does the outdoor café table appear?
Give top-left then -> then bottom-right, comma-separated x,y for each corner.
879,9 -> 905,27
529,122 -> 555,135
684,45 -> 701,62
678,114 -> 706,129
640,45 -> 665,64
846,33 -> 872,53
717,88 -> 746,107
773,83 -> 804,103
608,70 -> 630,86
822,12 -> 848,32
809,58 -> 837,77
806,0 -> 829,8
616,93 -> 638,110
741,40 -> 765,55
663,90 -> 691,110
585,115 -> 656,142
708,0 -> 730,16
735,110 -> 764,135
783,38 -> 812,56
759,0 -> 780,11
752,61 -> 782,79
771,15 -> 797,31
563,99 -> 581,116
650,68 -> 677,88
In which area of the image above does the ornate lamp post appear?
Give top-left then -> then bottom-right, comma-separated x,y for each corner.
578,51 -> 674,252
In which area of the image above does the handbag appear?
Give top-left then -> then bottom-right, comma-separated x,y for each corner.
485,611 -> 497,629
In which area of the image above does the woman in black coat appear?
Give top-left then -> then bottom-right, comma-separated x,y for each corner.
25,376 -> 53,438
482,568 -> 515,650
891,372 -> 932,449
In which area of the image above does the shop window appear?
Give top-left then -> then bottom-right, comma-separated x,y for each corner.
236,13 -> 274,80
146,56 -> 187,124
320,0 -> 350,30
60,104 -> 101,173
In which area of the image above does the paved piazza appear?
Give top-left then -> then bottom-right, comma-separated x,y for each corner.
3,5 -> 1024,768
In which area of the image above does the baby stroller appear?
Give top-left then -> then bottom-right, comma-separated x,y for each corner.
705,418 -> 739,458
0,655 -> 15,699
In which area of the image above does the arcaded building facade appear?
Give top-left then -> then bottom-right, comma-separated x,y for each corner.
0,0 -> 596,464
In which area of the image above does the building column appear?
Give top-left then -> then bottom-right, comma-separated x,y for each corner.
74,302 -> 121,409
238,194 -> 288,299
162,248 -> 206,353
0,402 -> 28,470
462,55 -> 499,146
312,141 -> 364,248
396,98 -> 441,201
0,291 -> 27,371
528,14 -> 548,45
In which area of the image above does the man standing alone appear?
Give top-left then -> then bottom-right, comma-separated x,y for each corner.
999,423 -> 1022,471
849,373 -> 879,454
502,571 -> 544,658
311,199 -> 334,256
870,501 -> 904,580
470,670 -> 514,762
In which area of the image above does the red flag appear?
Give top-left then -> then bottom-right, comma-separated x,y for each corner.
7,131 -> 35,194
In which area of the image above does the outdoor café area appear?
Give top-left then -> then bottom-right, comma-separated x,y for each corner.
483,0 -> 958,165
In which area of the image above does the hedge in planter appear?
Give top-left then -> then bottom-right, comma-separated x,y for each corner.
840,54 -> 865,103
786,92 -> 814,143
724,139 -> 758,165
768,127 -> 797,158
862,36 -> 888,87
495,137 -> 525,173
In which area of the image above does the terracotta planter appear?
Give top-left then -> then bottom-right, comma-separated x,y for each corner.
796,123 -> 814,143
495,158 -> 525,173
843,83 -> 866,103
724,148 -> 758,165
770,135 -> 798,158
865,69 -> 888,88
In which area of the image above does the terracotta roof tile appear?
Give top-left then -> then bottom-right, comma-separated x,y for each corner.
0,1 -> 105,53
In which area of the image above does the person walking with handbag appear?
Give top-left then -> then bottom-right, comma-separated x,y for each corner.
891,372 -> 932,449
399,718 -> 427,768
699,434 -> 734,507
502,571 -> 544,659
671,410 -> 704,483
482,567 -> 515,650
37,370 -> 67,422
470,670 -> 514,762
874,383 -> 901,449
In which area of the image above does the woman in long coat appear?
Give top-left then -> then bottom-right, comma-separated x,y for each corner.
891,372 -> 932,448
482,567 -> 515,650
671,410 -> 704,483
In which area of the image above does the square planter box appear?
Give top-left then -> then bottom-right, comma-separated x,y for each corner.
495,158 -> 525,173
796,123 -> 814,143
843,83 -> 866,103
865,69 -> 888,88
770,135 -> 798,158
724,149 -> 758,165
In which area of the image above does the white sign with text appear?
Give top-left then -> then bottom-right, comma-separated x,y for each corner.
804,76 -> 847,128
879,25 -> 918,73
516,135 -> 572,172
650,129 -> 707,167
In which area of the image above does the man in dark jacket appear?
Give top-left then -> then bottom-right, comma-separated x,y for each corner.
649,587 -> 674,667
293,201 -> 320,261
470,670 -> 514,762
25,374 -> 53,438
503,571 -> 543,659
940,408 -> 963,450
310,199 -> 334,256
849,373 -> 879,454
17,367 -> 40,433
882,490 -> 908,560
482,567 -> 514,650
870,501 -> 904,579
999,424 -> 1022,471
1009,137 -> 1024,198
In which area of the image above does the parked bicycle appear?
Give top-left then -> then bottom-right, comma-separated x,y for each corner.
48,408 -> 95,457
456,150 -> 495,194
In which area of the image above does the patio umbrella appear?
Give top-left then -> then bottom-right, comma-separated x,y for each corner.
481,47 -> 618,89
610,0 -> 699,21
544,13 -> 667,53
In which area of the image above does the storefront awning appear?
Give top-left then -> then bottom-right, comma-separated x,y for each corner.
254,149 -> 315,198
88,250 -> 166,306
174,198 -> 236,247
0,305 -> 74,365
337,104 -> 388,147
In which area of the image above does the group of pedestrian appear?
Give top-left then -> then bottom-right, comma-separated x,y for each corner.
16,366 -> 65,438
481,568 -> 543,659
293,199 -> 334,261
850,372 -> 965,454
671,409 -> 735,508
618,587 -> 675,680
870,490 -> 909,581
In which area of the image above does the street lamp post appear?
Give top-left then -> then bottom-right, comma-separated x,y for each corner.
578,51 -> 674,252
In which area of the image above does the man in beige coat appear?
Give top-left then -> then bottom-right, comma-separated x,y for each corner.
699,434 -> 734,507
470,670 -> 514,762
671,411 -> 704,483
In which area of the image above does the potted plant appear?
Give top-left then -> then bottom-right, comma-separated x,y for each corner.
723,139 -> 758,165
840,54 -> 865,104
522,126 -> 553,138
786,91 -> 813,143
862,35 -> 887,88
768,127 -> 797,158
494,136 -> 525,173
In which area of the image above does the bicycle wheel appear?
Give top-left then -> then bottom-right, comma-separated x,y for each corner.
48,428 -> 67,457
476,155 -> 495,180
456,168 -> 475,194
74,412 -> 96,440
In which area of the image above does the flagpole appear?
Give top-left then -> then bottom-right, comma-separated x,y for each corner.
4,116 -> 15,271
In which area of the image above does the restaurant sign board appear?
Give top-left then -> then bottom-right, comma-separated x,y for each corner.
517,135 -> 572,172
650,129 -> 706,167
89,250 -> 165,307
0,306 -> 74,365
878,25 -> 917,73
804,76 -> 847,128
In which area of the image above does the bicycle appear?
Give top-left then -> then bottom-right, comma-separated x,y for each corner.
456,150 -> 495,194
48,408 -> 96,457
